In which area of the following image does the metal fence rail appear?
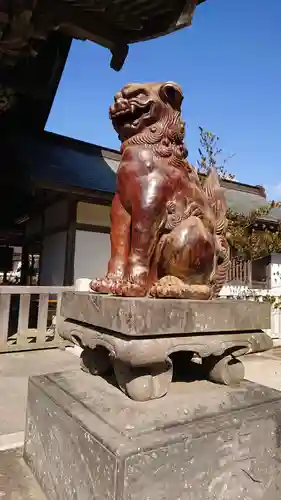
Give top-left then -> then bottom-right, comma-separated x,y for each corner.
0,286 -> 73,353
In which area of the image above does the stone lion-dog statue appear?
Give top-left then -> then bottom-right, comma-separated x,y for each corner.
91,82 -> 229,298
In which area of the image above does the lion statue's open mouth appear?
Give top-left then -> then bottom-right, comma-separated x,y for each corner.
110,91 -> 154,139
110,100 -> 152,128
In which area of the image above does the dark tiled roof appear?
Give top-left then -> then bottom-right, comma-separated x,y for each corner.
224,188 -> 281,222
259,207 -> 281,223
10,131 -> 281,223
225,188 -> 268,214
11,131 -> 118,195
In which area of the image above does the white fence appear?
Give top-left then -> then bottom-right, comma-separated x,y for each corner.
220,285 -> 281,341
0,286 -> 73,353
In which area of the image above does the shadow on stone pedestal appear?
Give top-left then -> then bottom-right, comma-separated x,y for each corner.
58,292 -> 273,401
24,370 -> 281,500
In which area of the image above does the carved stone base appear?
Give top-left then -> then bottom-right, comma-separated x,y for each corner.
58,292 -> 273,401
61,319 -> 271,401
24,371 -> 281,500
113,358 -> 173,401
80,346 -> 111,376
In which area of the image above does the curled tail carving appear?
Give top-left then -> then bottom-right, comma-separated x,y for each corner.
203,168 -> 230,297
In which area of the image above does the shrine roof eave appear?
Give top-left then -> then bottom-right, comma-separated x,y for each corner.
8,130 -> 281,225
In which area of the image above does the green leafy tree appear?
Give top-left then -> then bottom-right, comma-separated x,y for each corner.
197,126 -> 236,180
227,205 -> 281,260
196,126 -> 281,259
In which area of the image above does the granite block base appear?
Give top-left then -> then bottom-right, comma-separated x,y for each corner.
24,369 -> 281,500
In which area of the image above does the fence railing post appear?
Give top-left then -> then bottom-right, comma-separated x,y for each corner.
0,285 -> 73,353
54,292 -> 63,341
0,294 -> 11,346
17,294 -> 31,344
247,260 -> 252,287
37,293 -> 49,342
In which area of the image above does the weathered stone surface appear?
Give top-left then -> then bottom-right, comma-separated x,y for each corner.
60,319 -> 273,366
0,448 -> 46,500
24,370 -> 281,500
60,292 -> 270,336
59,292 -> 273,400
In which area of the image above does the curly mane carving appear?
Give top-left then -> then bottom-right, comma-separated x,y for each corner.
91,81 -> 229,299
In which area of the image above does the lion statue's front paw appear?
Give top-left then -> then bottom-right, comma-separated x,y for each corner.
112,280 -> 147,297
90,276 -> 121,294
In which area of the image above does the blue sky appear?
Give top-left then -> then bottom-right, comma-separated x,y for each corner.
46,0 -> 281,199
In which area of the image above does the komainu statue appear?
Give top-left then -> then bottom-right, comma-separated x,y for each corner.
90,82 -> 229,298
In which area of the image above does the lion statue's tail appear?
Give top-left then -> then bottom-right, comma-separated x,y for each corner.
203,168 -> 230,297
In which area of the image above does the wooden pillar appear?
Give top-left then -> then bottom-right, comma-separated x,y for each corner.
64,198 -> 77,286
20,244 -> 29,285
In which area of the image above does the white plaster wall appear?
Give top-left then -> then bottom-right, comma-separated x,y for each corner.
269,253 -> 281,289
76,202 -> 111,227
40,231 -> 67,285
74,230 -> 110,282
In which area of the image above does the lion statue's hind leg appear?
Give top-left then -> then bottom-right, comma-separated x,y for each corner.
149,216 -> 215,299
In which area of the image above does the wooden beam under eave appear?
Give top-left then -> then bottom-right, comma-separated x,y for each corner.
29,179 -> 114,205
38,0 -> 127,49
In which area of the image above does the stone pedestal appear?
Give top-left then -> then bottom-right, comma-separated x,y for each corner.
58,292 -> 272,401
24,370 -> 281,500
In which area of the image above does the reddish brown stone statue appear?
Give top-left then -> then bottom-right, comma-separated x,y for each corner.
90,82 -> 229,298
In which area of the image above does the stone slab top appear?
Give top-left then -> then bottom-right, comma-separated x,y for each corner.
30,369 -> 281,456
60,291 -> 270,336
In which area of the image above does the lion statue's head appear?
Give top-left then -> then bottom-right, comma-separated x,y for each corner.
109,82 -> 186,154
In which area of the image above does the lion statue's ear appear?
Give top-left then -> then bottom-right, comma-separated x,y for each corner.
159,82 -> 183,110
